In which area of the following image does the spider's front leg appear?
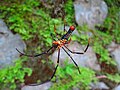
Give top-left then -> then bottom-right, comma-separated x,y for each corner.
16,46 -> 53,57
64,38 -> 90,54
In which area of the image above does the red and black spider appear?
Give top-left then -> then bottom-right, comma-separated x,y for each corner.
16,25 -> 90,84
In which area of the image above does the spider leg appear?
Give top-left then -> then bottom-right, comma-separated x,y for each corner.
62,47 -> 81,74
51,48 -> 60,79
50,33 -> 56,41
54,19 -> 68,39
65,38 -> 72,44
16,46 -> 53,57
64,38 -> 90,54
54,24 -> 60,39
63,19 -> 67,32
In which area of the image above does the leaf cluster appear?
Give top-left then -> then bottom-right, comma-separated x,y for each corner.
107,74 -> 120,83
0,58 -> 32,89
50,61 -> 97,90
76,0 -> 120,65
0,0 -> 62,47
64,0 -> 74,25
0,0 -> 119,89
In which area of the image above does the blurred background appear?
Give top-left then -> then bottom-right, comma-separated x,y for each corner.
0,0 -> 120,90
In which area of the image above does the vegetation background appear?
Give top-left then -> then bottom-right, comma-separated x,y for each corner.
0,0 -> 120,89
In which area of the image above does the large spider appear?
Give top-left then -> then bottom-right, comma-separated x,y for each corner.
16,25 -> 90,85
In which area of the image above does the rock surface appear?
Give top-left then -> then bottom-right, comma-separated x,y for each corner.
22,81 -> 52,90
90,82 -> 109,90
113,85 -> 120,90
74,0 -> 108,29
0,19 -> 26,68
107,42 -> 120,72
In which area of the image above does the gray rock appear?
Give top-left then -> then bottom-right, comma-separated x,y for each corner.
107,42 -> 120,72
50,41 -> 101,71
22,82 -> 52,90
113,85 -> 120,90
90,82 -> 109,90
74,0 -> 108,29
0,19 -> 26,68
72,87 -> 79,90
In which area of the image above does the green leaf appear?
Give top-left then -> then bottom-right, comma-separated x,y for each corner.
46,38 -> 52,45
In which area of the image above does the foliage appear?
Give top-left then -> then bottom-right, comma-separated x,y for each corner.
0,0 -> 120,89
103,0 -> 120,44
50,61 -> 97,90
0,0 -> 62,47
76,0 -> 120,65
64,0 -> 74,25
76,24 -> 116,65
0,58 -> 32,89
107,74 -> 120,83
92,30 -> 116,65
105,0 -> 120,7
92,0 -> 120,64
0,0 -> 40,40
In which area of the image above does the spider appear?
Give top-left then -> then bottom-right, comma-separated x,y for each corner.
16,25 -> 90,84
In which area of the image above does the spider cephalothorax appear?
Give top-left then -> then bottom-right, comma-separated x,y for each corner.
53,39 -> 67,49
52,25 -> 75,49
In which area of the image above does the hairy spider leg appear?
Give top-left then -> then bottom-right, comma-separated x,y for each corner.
62,47 -> 81,74
51,24 -> 64,40
64,38 -> 90,54
65,38 -> 72,44
51,48 -> 60,79
16,46 -> 54,57
63,19 -> 67,32
53,24 -> 60,39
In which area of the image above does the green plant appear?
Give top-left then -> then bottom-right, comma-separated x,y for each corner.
0,0 -> 62,47
64,0 -> 74,25
76,25 -> 116,65
75,0 -> 119,65
50,61 -> 97,90
0,0 -> 120,89
92,30 -> 117,65
50,1 -> 120,89
0,58 -> 32,89
0,0 -> 40,40
107,73 -> 120,83
103,0 -> 120,43
92,0 -> 120,64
